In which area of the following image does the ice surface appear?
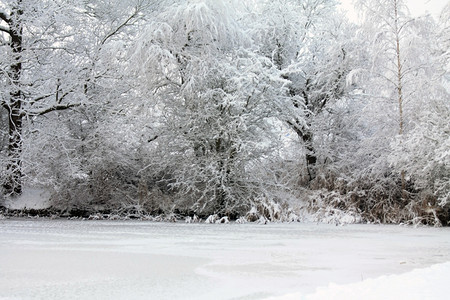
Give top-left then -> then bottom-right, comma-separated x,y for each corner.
1,220 -> 449,299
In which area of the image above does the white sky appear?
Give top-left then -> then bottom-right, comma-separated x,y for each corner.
339,0 -> 449,22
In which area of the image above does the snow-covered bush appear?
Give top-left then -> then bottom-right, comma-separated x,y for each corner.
185,215 -> 201,223
389,96 -> 450,221
205,214 -> 219,224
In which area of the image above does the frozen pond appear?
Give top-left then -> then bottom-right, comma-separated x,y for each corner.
1,220 -> 450,299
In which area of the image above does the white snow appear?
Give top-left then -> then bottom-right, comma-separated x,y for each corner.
0,220 -> 449,299
2,188 -> 51,210
270,262 -> 450,300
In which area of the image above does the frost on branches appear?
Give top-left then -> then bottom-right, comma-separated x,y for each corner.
0,0 -> 449,225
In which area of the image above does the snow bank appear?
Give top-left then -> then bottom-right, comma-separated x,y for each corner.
269,262 -> 450,300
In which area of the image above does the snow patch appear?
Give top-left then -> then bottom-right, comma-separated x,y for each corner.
267,261 -> 450,300
2,188 -> 51,210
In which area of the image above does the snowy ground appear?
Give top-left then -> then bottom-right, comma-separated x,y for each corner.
1,220 -> 449,299
2,188 -> 51,210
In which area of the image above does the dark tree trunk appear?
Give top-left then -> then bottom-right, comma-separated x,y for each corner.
4,106 -> 23,195
288,119 -> 317,181
3,2 -> 24,195
303,130 -> 317,181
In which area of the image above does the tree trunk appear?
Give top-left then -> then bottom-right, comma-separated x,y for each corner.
393,0 -> 407,201
303,130 -> 317,181
288,119 -> 317,181
3,2 -> 24,195
4,107 -> 23,195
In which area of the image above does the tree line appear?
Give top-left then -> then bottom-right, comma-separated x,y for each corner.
1,0 -> 449,225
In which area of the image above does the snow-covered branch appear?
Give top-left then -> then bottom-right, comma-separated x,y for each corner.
0,24 -> 9,35
100,6 -> 140,46
0,10 -> 9,23
28,103 -> 81,116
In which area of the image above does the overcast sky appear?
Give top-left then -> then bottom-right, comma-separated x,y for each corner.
339,0 -> 448,22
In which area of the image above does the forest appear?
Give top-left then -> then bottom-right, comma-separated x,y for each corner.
1,0 -> 449,225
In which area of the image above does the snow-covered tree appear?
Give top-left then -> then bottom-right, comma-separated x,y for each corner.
24,0 -> 161,213
327,0 -> 450,224
387,8 -> 450,222
1,0 -> 448,224
0,0 -> 91,195
130,0 -> 294,216
247,0 -> 352,182
0,0 -> 150,197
